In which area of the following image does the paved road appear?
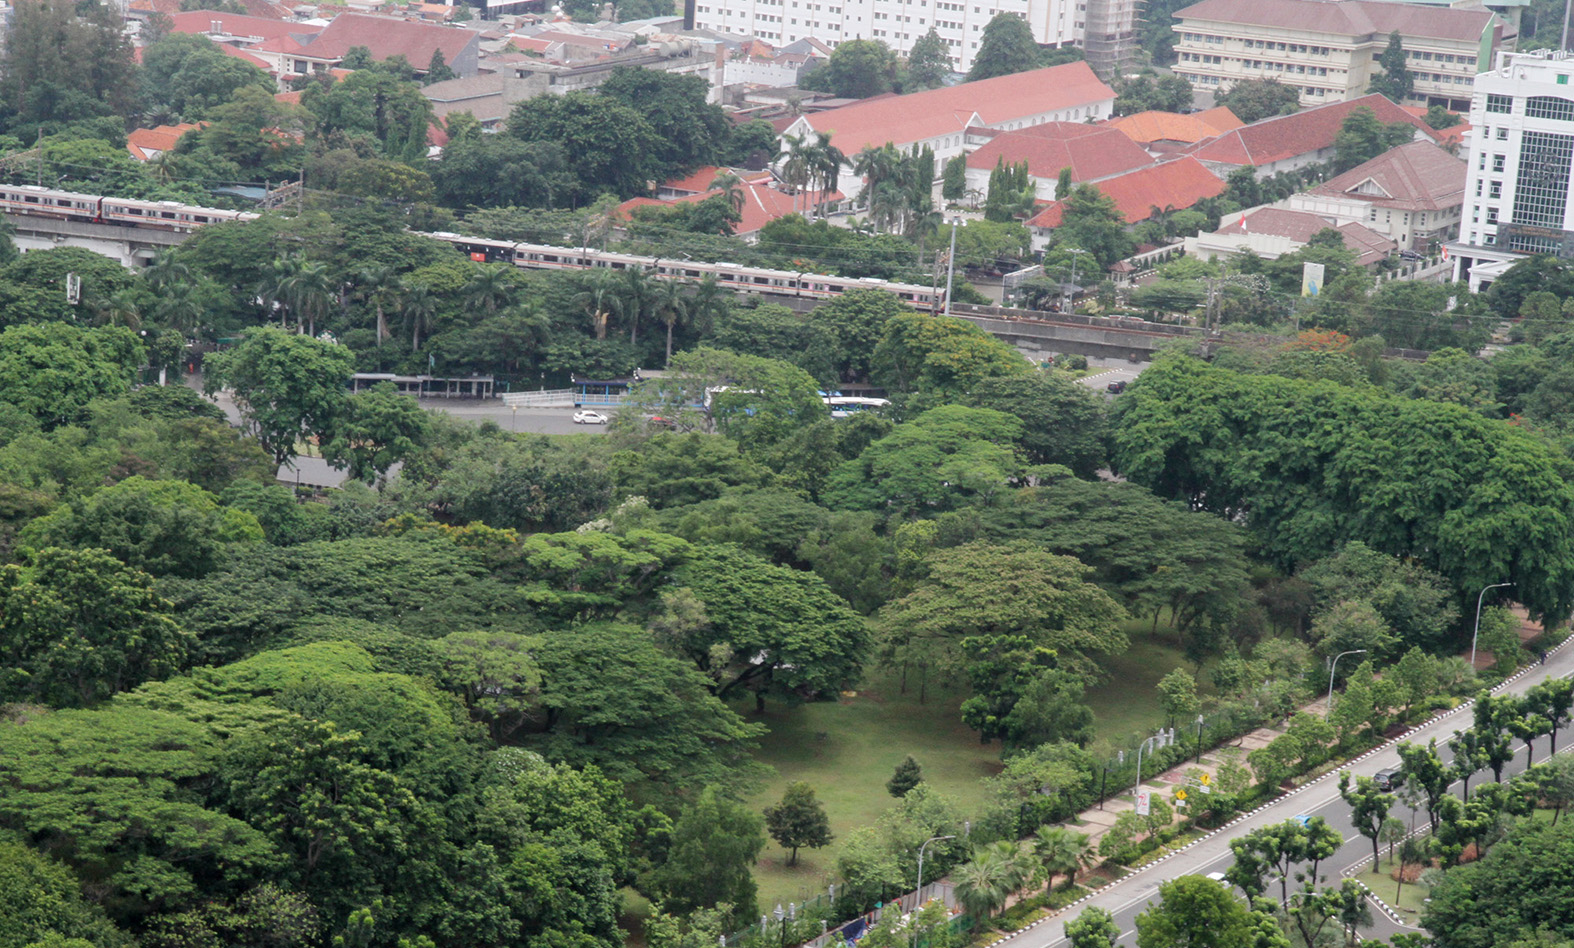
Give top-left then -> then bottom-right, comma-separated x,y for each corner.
1000,645 -> 1574,948
416,399 -> 608,435
1076,357 -> 1147,395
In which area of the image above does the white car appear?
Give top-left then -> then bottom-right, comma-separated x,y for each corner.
572,409 -> 608,425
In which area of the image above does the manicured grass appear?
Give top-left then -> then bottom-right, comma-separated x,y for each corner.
1085,627 -> 1214,747
742,669 -> 1003,910
1354,864 -> 1432,917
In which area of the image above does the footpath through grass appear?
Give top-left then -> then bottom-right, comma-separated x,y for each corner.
742,670 -> 1001,910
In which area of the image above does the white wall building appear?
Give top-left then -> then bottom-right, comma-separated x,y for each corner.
689,0 -> 1085,73
1450,49 -> 1574,290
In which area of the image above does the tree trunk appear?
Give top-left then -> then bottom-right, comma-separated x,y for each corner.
666,319 -> 674,365
789,846 -> 799,867
375,306 -> 386,345
755,690 -> 766,713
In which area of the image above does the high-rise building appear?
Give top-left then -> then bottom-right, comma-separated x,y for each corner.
1451,49 -> 1574,290
687,0 -> 1088,73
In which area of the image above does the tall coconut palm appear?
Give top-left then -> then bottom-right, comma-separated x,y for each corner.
154,280 -> 204,335
1033,826 -> 1091,894
354,264 -> 403,346
143,253 -> 192,293
617,266 -> 655,346
808,131 -> 845,217
401,284 -> 438,352
259,255 -> 305,327
571,271 -> 620,340
286,260 -> 333,338
91,289 -> 143,331
780,132 -> 813,215
653,278 -> 689,366
710,171 -> 746,217
686,275 -> 728,338
463,265 -> 513,317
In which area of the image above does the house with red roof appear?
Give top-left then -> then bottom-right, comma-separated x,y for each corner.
1287,140 -> 1466,253
278,13 -> 480,79
1108,106 -> 1243,155
1185,206 -> 1396,266
1024,156 -> 1227,251
1185,93 -> 1438,177
127,123 -> 205,161
617,178 -> 843,241
963,123 -> 1156,202
779,61 -> 1116,171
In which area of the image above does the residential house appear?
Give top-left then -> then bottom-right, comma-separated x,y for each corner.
1185,93 -> 1438,177
1287,139 -> 1466,252
1024,155 -> 1227,251
277,13 -> 480,78
723,37 -> 831,89
963,123 -> 1156,201
1184,206 -> 1397,265
1172,0 -> 1507,110
126,123 -> 204,161
1108,106 -> 1243,155
779,61 -> 1116,192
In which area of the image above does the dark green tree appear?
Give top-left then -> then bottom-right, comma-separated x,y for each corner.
906,28 -> 954,89
763,781 -> 834,866
1368,32 -> 1414,103
649,786 -> 767,923
203,328 -> 355,467
800,39 -> 899,98
1065,906 -> 1120,948
968,13 -> 1044,81
1134,875 -> 1261,948
888,755 -> 925,797
1213,78 -> 1301,123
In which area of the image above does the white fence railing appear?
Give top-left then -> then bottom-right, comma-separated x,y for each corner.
501,389 -> 577,408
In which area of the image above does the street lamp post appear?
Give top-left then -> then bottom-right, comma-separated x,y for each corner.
1470,582 -> 1515,670
1133,731 -> 1169,801
1326,649 -> 1367,713
943,219 -> 961,318
1064,248 -> 1088,312
914,834 -> 955,914
1195,713 -> 1206,764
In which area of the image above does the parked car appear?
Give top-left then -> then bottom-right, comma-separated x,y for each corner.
1107,380 -> 1128,393
572,409 -> 608,424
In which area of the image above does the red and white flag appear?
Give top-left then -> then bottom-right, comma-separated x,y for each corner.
1239,211 -> 1248,232
1441,244 -> 1450,261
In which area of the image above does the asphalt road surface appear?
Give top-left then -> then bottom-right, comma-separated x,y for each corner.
416,400 -> 609,435
1077,357 -> 1146,394
1000,644 -> 1574,948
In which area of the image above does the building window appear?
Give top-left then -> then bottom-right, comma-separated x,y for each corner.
1490,180 -> 1503,198
1511,130 -> 1574,227
1498,127 -> 1509,139
1527,96 -> 1574,121
1493,154 -> 1506,171
1561,74 -> 1571,85
1485,93 -> 1513,113
1486,207 -> 1499,223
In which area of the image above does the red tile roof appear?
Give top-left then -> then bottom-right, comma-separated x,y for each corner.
618,182 -> 845,236
1175,0 -> 1496,43
966,122 -> 1154,183
127,122 -> 204,161
1026,155 -> 1226,228
132,0 -> 291,18
216,42 -> 274,70
661,165 -> 773,194
1109,106 -> 1243,145
1402,106 -> 1471,148
1187,93 -> 1435,167
1215,207 -> 1396,264
800,61 -> 1114,156
297,13 -> 476,68
169,9 -> 316,40
1306,140 -> 1466,211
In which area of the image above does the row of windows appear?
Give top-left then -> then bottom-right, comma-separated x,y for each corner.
1512,130 -> 1574,227
1177,54 -> 1339,78
1416,74 -> 1472,86
1528,96 -> 1574,121
1179,73 -> 1332,96
1405,50 -> 1475,66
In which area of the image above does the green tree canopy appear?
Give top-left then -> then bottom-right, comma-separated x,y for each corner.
1213,79 -> 1301,124
0,323 -> 143,428
204,328 -> 355,466
824,405 -> 1027,517
800,39 -> 899,98
967,13 -> 1044,81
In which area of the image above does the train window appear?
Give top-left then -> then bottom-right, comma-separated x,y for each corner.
161,212 -> 175,219
684,269 -> 701,278
753,276 -> 768,285
24,196 -> 37,203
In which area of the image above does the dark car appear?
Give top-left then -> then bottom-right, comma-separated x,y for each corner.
1374,769 -> 1403,791
1107,380 -> 1128,394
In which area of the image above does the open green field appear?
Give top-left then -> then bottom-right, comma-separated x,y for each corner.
741,668 -> 1002,909
742,625 -> 1205,909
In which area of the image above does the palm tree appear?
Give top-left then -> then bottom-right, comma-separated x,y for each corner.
287,260 -> 333,338
780,132 -> 813,215
143,252 -> 191,293
807,131 -> 845,217
154,281 -> 204,335
463,265 -> 513,317
617,265 -> 655,346
354,265 -> 403,346
953,842 -> 1027,926
653,278 -> 689,366
259,255 -> 305,327
710,171 -> 746,217
401,284 -> 438,352
571,271 -> 620,340
686,275 -> 728,338
91,290 -> 143,331
1033,826 -> 1091,894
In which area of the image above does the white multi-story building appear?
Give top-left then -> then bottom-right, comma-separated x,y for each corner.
1451,49 -> 1574,290
688,0 -> 1086,73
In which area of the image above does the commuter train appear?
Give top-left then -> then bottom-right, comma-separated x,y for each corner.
424,232 -> 945,310
0,186 -> 944,309
0,185 -> 259,231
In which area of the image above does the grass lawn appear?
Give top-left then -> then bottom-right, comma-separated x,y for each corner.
1085,626 -> 1214,747
741,668 -> 1002,910
741,622 -> 1207,910
1353,863 -> 1432,918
